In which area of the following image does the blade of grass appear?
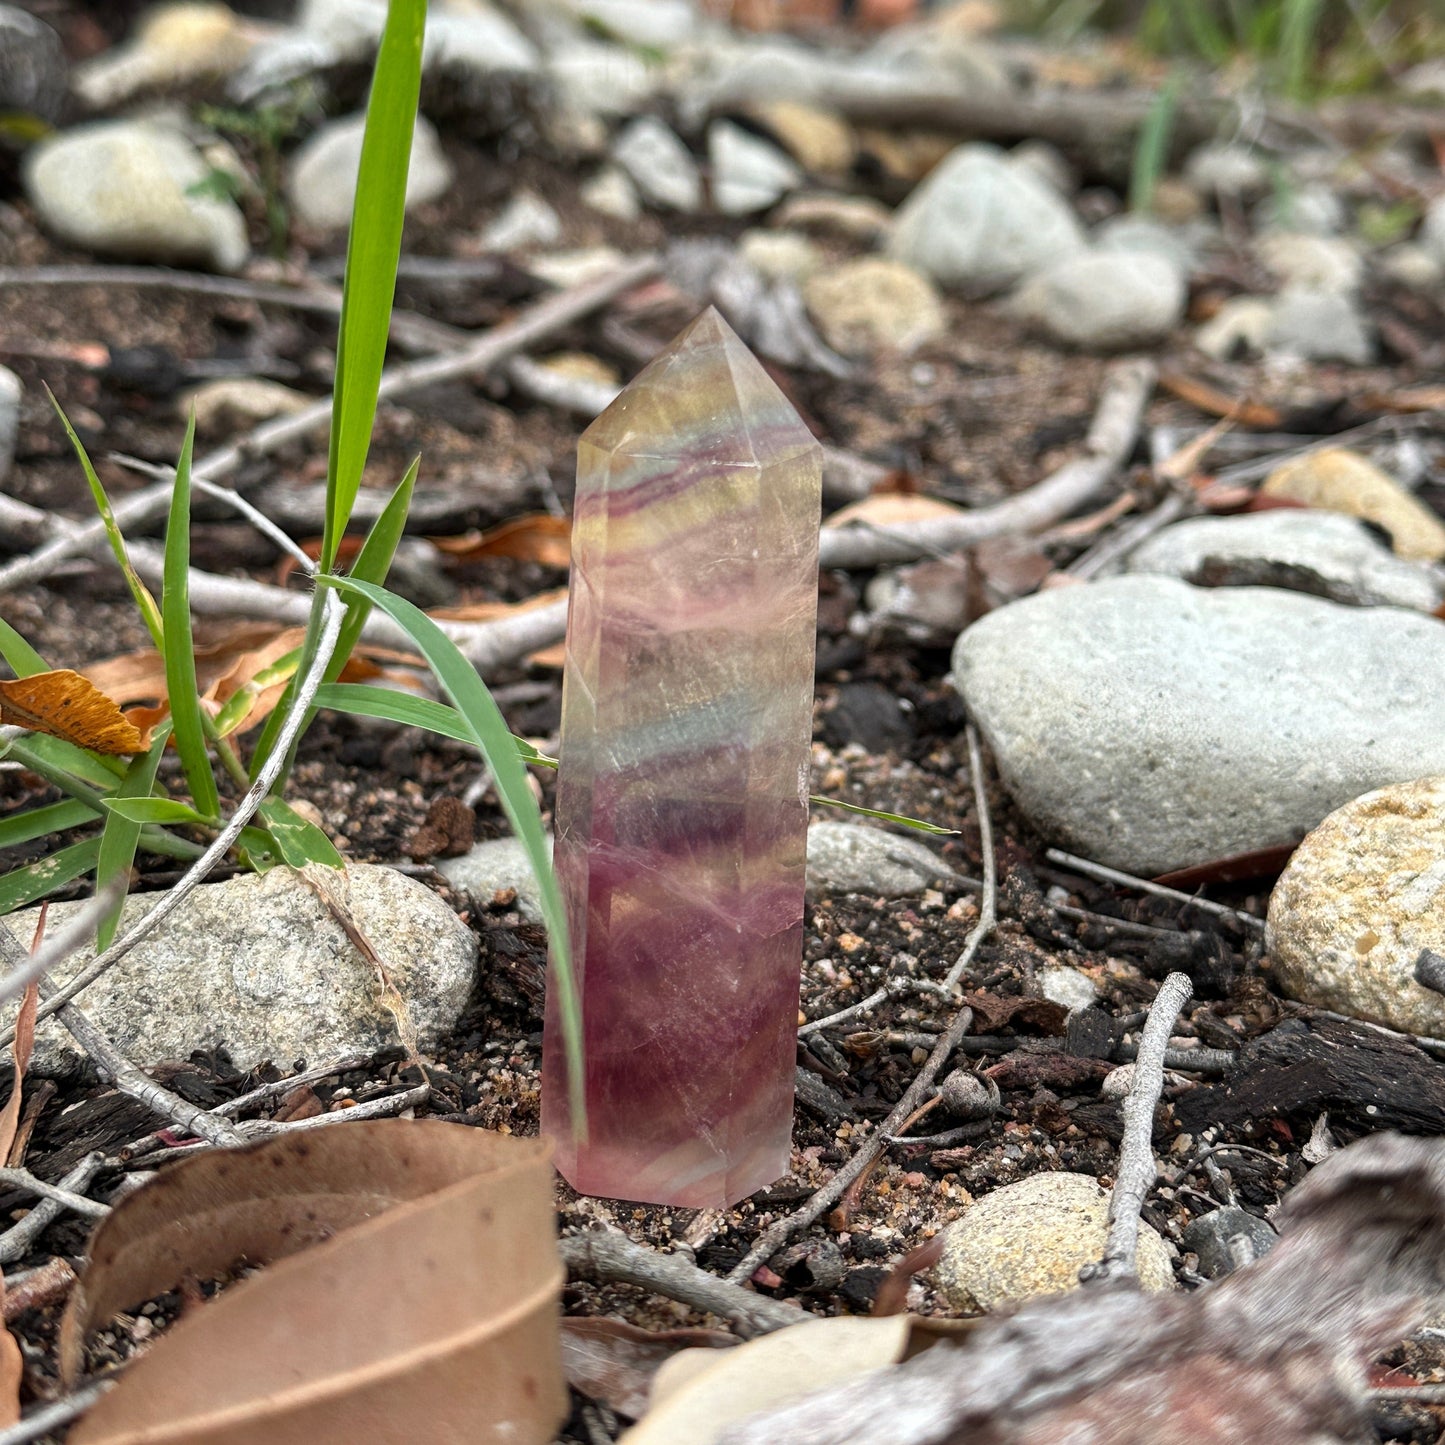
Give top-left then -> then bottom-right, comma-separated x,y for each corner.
321,0 -> 425,570
161,413 -> 220,822
95,724 -> 171,948
0,836 -> 102,915
3,734 -> 126,791
322,576 -> 585,1135
1279,0 -> 1326,99
254,798 -> 344,868
101,796 -> 210,827
0,800 -> 100,851
47,391 -> 164,650
1129,71 -> 1182,216
0,618 -> 49,678
315,681 -> 478,746
809,796 -> 959,835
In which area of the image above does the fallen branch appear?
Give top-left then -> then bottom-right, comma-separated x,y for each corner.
0,256 -> 660,596
0,1152 -> 104,1264
1086,970 -> 1192,1286
815,359 -> 1155,569
941,724 -> 997,993
560,1228 -> 806,1338
1045,847 -> 1266,934
0,1167 -> 108,1220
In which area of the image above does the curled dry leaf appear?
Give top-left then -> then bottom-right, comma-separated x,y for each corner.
61,1120 -> 564,1445
431,514 -> 573,569
0,670 -> 145,755
0,974 -> 39,1428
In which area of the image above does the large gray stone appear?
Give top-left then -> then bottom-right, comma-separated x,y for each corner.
0,4 -> 65,121
24,120 -> 249,273
438,835 -> 552,923
889,143 -> 1085,296
951,576 -> 1445,875
2,865 -> 477,1075
1265,287 -> 1374,365
1124,510 -> 1442,612
612,116 -> 701,213
805,821 -> 958,898
708,120 -> 802,217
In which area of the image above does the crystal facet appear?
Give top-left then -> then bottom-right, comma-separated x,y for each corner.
541,307 -> 823,1208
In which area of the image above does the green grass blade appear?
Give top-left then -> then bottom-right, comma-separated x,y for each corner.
0,618 -> 49,678
322,576 -> 585,1134
0,836 -> 101,915
329,456 -> 420,682
95,724 -> 171,948
322,0 -> 426,570
809,795 -> 959,835
1279,0 -> 1326,99
315,681 -> 477,745
0,799 -> 99,850
162,413 -> 220,822
255,798 -> 344,868
1129,72 -> 1182,215
3,733 -> 126,789
47,390 -> 165,649
101,796 -> 209,827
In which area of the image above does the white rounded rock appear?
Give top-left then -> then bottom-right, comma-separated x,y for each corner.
25,119 -> 249,272
937,1171 -> 1175,1312
1010,249 -> 1185,351
805,820 -> 957,899
708,120 -> 802,217
1268,776 -> 1445,1036
287,111 -> 452,231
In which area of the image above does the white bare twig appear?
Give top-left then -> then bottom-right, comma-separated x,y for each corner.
0,886 -> 124,1005
0,1378 -> 114,1445
1088,970 -> 1193,1285
0,1167 -> 109,1219
941,724 -> 997,993
0,1152 -> 104,1264
1045,848 -> 1267,934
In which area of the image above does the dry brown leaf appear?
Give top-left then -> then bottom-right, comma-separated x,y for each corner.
1158,372 -> 1282,429
431,587 -> 571,669
824,494 -> 964,530
0,671 -> 146,755
1356,384 -> 1445,414
561,1319 -> 736,1419
431,514 -> 572,569
61,1120 -> 564,1445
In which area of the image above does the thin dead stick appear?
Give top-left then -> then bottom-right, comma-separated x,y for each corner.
560,1228 -> 806,1338
0,885 -> 124,1005
941,725 -> 997,993
0,493 -> 54,551
798,977 -> 919,1037
3,1256 -> 78,1319
0,1379 -> 114,1445
1044,848 -> 1267,934
121,1081 -> 431,1166
0,256 -> 660,596
0,592 -> 345,1049
0,1152 -> 104,1264
0,1166 -> 109,1219
1066,491 -> 1190,580
815,359 -> 1155,570
726,1006 -> 974,1286
1087,970 -> 1193,1286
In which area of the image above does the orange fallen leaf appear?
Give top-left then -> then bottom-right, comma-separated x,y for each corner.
0,670 -> 146,754
431,514 -> 572,569
431,587 -> 570,668
824,494 -> 965,530
62,1121 -> 565,1445
1158,372 -> 1282,430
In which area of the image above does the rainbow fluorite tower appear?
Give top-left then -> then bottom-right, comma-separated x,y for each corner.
541,308 -> 822,1208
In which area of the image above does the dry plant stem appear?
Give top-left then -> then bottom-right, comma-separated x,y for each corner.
0,1167 -> 109,1219
0,257 -> 661,596
0,592 -> 345,1050
559,1229 -> 806,1338
0,1152 -> 103,1264
941,724 -> 997,993
121,1081 -> 431,1166
0,1379 -> 113,1445
815,358 -> 1155,570
0,886 -> 125,1005
1091,971 -> 1193,1285
1066,491 -> 1190,580
1044,848 -> 1267,934
2,1256 -> 78,1319
725,1006 -> 975,1286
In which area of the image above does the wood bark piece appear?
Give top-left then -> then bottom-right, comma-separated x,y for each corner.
1174,1011 -> 1445,1135
61,1120 -> 564,1445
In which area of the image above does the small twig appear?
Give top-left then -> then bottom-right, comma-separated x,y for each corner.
0,257 -> 661,597
0,1153 -> 104,1264
1045,848 -> 1267,934
798,978 -> 922,1037
0,886 -> 124,1006
815,359 -> 1154,570
941,725 -> 997,994
0,1166 -> 108,1219
1087,971 -> 1193,1286
1369,1385 -> 1445,1406
0,1379 -> 114,1445
725,1006 -> 975,1286
2,1255 -> 78,1319
121,1081 -> 431,1166
0,592 -> 345,1049
559,1228 -> 806,1338
1067,491 -> 1191,580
